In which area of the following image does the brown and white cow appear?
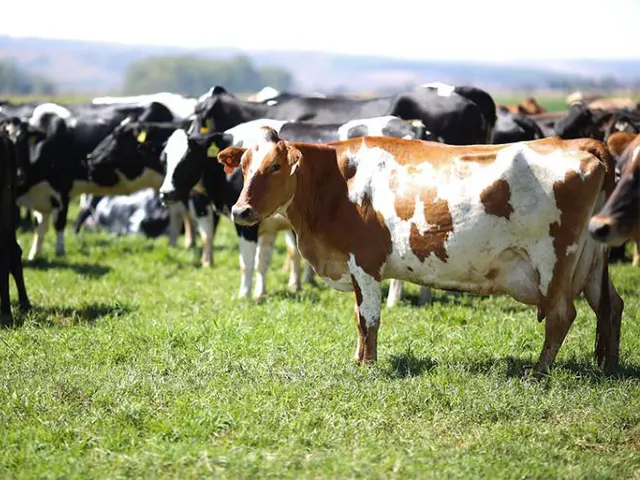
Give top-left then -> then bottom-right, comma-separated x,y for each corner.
219,128 -> 622,375
589,136 -> 640,265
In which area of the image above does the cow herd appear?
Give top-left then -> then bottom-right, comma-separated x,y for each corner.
1,83 -> 639,376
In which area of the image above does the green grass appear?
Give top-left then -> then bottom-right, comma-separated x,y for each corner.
2,210 -> 640,479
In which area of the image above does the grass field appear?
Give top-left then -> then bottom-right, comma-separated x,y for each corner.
2,206 -> 640,479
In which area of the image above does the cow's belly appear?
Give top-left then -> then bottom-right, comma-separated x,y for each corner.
17,181 -> 60,213
70,168 -> 164,197
382,215 -> 555,305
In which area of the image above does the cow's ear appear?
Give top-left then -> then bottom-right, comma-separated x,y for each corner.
218,147 -> 246,174
286,145 -> 302,176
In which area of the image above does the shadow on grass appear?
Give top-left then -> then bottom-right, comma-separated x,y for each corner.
25,258 -> 111,279
25,301 -> 134,327
383,351 -> 640,383
385,349 -> 437,378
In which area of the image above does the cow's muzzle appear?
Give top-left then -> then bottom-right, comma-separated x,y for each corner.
588,216 -> 624,246
159,190 -> 178,207
231,204 -> 259,226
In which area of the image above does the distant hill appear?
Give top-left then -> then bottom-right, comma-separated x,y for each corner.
0,35 -> 638,95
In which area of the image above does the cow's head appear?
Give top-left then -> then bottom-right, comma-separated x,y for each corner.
158,128 -> 232,205
589,145 -> 640,246
86,120 -> 175,184
554,103 -> 613,141
191,86 -> 238,136
219,127 -> 301,226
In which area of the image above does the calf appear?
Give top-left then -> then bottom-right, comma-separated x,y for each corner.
0,132 -> 31,327
220,127 -> 622,375
589,136 -> 640,265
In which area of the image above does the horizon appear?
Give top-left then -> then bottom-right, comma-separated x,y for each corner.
3,0 -> 639,63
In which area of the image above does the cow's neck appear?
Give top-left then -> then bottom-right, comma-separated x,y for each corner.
284,146 -> 353,278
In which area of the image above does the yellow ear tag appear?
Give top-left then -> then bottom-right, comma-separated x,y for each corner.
200,126 -> 209,134
137,130 -> 147,143
207,143 -> 220,158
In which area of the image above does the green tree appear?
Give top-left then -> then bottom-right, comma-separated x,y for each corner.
122,55 -> 293,96
0,60 -> 56,95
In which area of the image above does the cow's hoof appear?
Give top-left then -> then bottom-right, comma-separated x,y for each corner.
19,301 -> 32,312
0,313 -> 13,328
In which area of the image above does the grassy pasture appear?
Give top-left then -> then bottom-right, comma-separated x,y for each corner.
2,204 -> 640,479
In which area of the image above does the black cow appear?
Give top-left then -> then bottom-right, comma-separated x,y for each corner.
193,85 -> 489,145
492,107 -> 546,144
15,102 -> 175,260
554,103 -> 614,140
0,132 -> 30,327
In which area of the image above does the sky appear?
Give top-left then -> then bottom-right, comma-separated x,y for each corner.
2,0 -> 640,62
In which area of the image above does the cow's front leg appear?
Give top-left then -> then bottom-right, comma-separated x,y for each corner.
0,258 -> 12,328
53,197 -> 69,257
349,260 -> 382,364
237,225 -> 258,299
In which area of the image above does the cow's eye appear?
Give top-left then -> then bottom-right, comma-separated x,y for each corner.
269,163 -> 281,174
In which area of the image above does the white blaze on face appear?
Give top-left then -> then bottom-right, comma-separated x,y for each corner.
420,82 -> 456,97
159,129 -> 189,194
346,139 -> 586,297
238,126 -> 285,182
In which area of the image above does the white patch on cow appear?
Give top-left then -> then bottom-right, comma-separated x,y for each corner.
254,235 -> 275,299
321,271 -> 353,292
224,119 -> 287,148
238,237 -> 257,298
566,243 -> 579,256
71,169 -> 164,197
237,123 -> 286,182
348,255 -> 381,327
159,129 -> 190,195
386,279 -> 404,308
337,116 -> 399,140
28,103 -> 73,128
92,93 -> 196,120
345,140 -> 586,299
266,100 -> 278,106
17,181 -> 59,213
28,211 -> 49,261
255,86 -> 280,102
420,82 -> 455,97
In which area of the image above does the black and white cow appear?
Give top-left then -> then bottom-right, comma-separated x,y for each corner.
0,131 -> 30,327
81,120 -> 216,265
15,102 -> 176,260
492,106 -> 546,144
192,85 -> 490,146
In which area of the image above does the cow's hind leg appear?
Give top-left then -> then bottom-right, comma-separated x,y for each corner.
0,254 -> 12,328
28,211 -> 49,261
9,241 -> 30,313
349,260 -> 382,364
386,279 -> 403,308
583,255 -> 624,373
237,225 -> 258,299
53,198 -> 69,257
534,296 -> 577,376
253,233 -> 276,300
633,239 -> 640,267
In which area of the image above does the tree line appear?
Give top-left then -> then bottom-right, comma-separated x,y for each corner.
122,55 -> 294,96
0,60 -> 56,95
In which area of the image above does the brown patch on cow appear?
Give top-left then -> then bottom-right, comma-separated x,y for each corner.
352,274 -> 363,306
457,153 -> 497,164
607,132 -> 637,160
545,156 -> 605,304
409,188 -> 453,263
480,178 -> 514,220
486,268 -> 499,280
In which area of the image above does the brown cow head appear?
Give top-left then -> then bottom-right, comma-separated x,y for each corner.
219,126 -> 301,226
589,145 -> 640,245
